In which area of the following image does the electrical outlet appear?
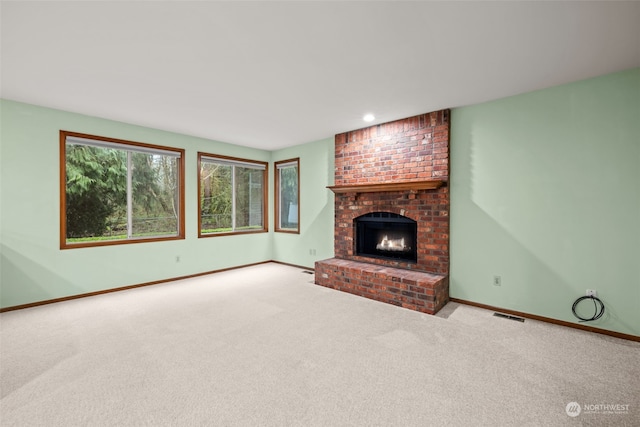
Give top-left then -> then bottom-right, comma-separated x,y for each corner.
586,289 -> 597,297
493,275 -> 502,286
176,255 -> 180,263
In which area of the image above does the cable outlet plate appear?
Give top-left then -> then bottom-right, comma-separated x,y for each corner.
586,289 -> 597,297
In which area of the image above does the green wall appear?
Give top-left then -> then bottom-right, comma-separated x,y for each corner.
450,68 -> 640,336
271,139 -> 335,269
0,100 -> 277,308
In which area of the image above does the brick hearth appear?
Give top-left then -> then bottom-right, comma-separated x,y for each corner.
315,110 -> 450,315
315,258 -> 449,315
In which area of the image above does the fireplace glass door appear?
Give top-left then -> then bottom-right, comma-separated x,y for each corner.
355,212 -> 417,262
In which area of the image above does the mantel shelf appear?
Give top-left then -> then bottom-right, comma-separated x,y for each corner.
327,180 -> 446,194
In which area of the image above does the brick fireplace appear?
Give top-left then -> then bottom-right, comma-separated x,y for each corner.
315,110 -> 450,314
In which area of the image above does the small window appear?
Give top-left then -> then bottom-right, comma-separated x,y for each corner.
198,153 -> 268,236
275,158 -> 300,233
60,131 -> 185,249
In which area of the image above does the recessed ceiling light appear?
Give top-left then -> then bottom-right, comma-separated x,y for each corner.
363,113 -> 375,122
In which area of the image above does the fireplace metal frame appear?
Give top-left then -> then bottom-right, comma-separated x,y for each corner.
354,212 -> 418,263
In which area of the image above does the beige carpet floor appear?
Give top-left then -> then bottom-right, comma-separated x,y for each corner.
1,263 -> 638,426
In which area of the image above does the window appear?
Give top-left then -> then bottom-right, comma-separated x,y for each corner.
198,153 -> 268,236
60,131 -> 185,248
275,158 -> 299,233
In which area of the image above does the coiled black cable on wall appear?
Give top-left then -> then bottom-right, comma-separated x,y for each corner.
572,295 -> 605,322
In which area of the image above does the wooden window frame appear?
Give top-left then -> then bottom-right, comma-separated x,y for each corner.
60,130 -> 185,249
197,152 -> 268,237
274,158 -> 300,234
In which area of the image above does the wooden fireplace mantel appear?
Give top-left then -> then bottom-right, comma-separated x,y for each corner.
327,179 -> 446,194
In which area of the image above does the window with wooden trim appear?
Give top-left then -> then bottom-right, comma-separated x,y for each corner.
198,153 -> 268,236
275,158 -> 299,233
60,131 -> 185,249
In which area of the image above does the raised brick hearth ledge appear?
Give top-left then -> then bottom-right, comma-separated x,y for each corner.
315,258 -> 449,315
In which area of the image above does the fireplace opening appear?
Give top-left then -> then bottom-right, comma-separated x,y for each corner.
355,212 -> 417,262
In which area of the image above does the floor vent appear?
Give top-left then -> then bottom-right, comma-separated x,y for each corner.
493,312 -> 525,322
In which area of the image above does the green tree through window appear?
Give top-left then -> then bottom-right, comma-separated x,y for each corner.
198,153 -> 267,236
61,131 -> 184,248
275,158 -> 299,233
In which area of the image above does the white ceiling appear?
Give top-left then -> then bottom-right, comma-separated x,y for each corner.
2,1 -> 639,150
